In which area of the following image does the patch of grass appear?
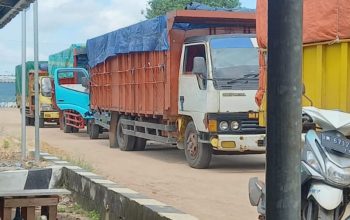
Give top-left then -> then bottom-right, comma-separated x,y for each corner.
57,206 -> 66,213
2,140 -> 10,149
41,141 -> 94,172
66,156 -> 94,172
59,201 -> 100,220
88,210 -> 100,220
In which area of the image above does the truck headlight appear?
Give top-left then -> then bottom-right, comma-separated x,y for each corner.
231,121 -> 240,130
41,104 -> 52,111
326,160 -> 350,186
219,121 -> 229,131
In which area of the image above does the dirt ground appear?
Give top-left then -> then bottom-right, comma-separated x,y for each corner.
0,108 -> 265,220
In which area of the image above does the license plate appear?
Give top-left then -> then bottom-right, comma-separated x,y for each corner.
44,112 -> 59,119
320,132 -> 350,155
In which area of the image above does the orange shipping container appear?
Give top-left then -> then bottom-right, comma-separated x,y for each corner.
256,0 -> 350,48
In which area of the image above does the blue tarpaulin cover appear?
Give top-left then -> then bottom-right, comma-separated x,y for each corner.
86,3 -> 255,68
87,16 -> 169,67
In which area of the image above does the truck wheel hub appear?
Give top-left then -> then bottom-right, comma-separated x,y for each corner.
187,133 -> 198,158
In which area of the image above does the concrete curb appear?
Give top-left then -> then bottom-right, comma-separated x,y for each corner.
41,152 -> 198,220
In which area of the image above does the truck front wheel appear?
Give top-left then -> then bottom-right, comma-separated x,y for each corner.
89,121 -> 100,139
25,117 -> 30,126
116,116 -> 135,151
63,116 -> 72,133
29,118 -> 35,126
39,118 -> 45,128
184,121 -> 212,169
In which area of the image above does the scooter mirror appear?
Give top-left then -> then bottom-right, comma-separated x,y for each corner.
248,177 -> 264,206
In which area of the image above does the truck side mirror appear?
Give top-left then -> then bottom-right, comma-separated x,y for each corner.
192,57 -> 207,79
81,77 -> 90,88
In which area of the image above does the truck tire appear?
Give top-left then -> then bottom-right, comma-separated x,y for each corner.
25,117 -> 30,126
89,121 -> 100,139
72,127 -> 79,133
134,137 -> 147,151
29,118 -> 35,126
116,116 -> 135,151
39,118 -> 45,128
184,121 -> 212,169
63,117 -> 72,133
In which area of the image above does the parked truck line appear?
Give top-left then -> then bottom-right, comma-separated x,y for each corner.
53,9 -> 266,169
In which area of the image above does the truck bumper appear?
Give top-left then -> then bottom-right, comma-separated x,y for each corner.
42,111 -> 59,120
209,134 -> 266,153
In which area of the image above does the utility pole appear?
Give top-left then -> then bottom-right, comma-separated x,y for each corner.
21,10 -> 27,160
33,0 -> 40,161
266,0 -> 303,219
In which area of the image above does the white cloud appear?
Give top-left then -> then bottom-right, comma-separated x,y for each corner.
0,0 -> 149,73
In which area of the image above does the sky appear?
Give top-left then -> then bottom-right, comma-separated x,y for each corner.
0,0 -> 256,75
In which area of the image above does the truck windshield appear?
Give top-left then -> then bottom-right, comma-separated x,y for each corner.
41,77 -> 52,97
210,37 -> 259,90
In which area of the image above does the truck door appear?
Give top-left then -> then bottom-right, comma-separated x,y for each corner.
179,43 -> 208,114
54,68 -> 90,117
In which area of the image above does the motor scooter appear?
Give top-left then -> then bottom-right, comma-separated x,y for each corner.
249,107 -> 350,220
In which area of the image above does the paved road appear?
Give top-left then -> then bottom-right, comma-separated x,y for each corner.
0,108 -> 265,220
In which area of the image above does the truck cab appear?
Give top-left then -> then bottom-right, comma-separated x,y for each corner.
178,34 -> 265,166
26,70 -> 59,127
53,68 -> 92,133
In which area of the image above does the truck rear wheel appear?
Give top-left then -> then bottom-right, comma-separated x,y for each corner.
184,121 -> 212,169
39,118 -> 45,128
134,138 -> 147,151
117,116 -> 135,151
63,116 -> 72,133
72,127 -> 79,133
89,121 -> 100,139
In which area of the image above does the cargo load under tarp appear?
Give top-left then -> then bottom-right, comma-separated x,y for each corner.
257,0 -> 350,47
48,44 -> 87,76
15,61 -> 48,97
87,8 -> 256,68
87,16 -> 168,68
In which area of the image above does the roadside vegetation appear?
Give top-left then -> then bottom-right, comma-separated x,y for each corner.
41,141 -> 94,172
58,196 -> 100,220
144,0 -> 241,18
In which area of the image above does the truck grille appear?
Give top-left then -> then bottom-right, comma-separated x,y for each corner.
240,119 -> 265,133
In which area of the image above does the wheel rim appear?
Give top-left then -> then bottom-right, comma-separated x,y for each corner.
186,132 -> 199,159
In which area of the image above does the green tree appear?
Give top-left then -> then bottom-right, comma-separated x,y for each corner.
144,0 -> 241,19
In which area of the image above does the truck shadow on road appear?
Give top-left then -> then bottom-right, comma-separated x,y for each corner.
51,130 -> 266,172
136,142 -> 266,172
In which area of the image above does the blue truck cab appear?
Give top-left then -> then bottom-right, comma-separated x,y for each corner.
54,67 -> 92,133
